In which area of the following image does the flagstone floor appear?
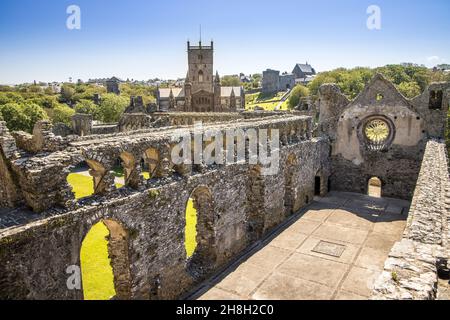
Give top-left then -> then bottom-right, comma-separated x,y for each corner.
195,191 -> 410,300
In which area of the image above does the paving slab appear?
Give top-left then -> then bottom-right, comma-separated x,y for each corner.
252,273 -> 334,300
354,246 -> 391,271
197,191 -> 409,301
340,266 -> 381,297
312,223 -> 369,245
277,253 -> 349,288
215,263 -> 270,297
296,236 -> 360,264
326,209 -> 377,230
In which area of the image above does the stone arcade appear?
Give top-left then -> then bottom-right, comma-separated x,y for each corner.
0,74 -> 449,300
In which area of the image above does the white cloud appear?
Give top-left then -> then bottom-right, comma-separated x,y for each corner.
426,56 -> 446,67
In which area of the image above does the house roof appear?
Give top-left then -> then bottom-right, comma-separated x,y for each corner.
294,64 -> 315,74
158,88 -> 185,99
221,86 -> 243,97
107,76 -> 122,82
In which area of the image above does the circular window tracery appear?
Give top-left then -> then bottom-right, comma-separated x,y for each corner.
364,119 -> 390,144
359,116 -> 395,151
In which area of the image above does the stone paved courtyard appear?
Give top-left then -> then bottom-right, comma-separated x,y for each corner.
195,191 -> 410,300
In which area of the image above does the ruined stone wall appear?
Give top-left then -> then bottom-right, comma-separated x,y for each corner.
319,74 -> 447,200
372,140 -> 449,300
0,114 -> 330,299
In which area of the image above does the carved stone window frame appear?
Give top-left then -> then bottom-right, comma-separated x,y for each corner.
357,115 -> 395,152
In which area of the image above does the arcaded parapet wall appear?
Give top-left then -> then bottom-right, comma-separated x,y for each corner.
372,140 -> 449,300
319,74 -> 449,200
0,114 -> 330,299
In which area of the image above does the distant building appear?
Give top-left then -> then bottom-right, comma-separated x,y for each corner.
262,69 -> 295,94
292,63 -> 316,79
106,77 -> 121,95
157,41 -> 245,112
292,63 -> 316,85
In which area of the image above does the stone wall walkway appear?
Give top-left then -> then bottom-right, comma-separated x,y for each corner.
190,191 -> 409,300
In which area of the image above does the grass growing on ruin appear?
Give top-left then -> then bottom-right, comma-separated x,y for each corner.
80,221 -> 116,300
142,171 -> 150,179
185,198 -> 197,258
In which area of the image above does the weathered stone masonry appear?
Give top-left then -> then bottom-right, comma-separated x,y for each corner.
0,113 -> 329,299
0,74 -> 448,300
371,140 -> 450,299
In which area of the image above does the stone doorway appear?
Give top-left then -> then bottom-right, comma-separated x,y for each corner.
368,177 -> 382,198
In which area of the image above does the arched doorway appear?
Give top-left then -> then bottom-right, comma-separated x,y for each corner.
185,186 -> 216,280
67,161 -> 94,199
80,219 -> 131,300
314,176 -> 321,196
368,177 -> 382,198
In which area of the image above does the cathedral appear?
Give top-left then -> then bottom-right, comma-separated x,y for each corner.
157,41 -> 245,112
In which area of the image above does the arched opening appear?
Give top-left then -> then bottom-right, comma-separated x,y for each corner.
67,161 -> 95,199
284,154 -> 299,216
112,158 -> 125,189
185,186 -> 216,280
198,70 -> 204,82
368,177 -> 382,198
80,219 -> 131,300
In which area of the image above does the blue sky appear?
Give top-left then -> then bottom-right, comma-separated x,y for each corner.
0,0 -> 449,84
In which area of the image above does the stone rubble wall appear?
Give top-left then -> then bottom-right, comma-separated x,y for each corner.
0,113 -> 331,299
372,140 -> 450,300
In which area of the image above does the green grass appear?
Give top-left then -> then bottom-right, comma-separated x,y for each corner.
245,91 -> 290,111
80,221 -> 116,300
67,173 -> 94,199
185,198 -> 197,258
67,172 -> 123,198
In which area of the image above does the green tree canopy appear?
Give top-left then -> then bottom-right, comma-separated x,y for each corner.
97,94 -> 128,123
0,103 -> 29,131
75,99 -> 98,117
221,75 -> 241,87
288,85 -> 310,109
22,103 -> 48,130
60,85 -> 76,103
52,103 -> 75,125
397,81 -> 421,98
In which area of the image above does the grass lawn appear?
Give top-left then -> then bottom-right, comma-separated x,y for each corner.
80,221 -> 116,300
245,91 -> 290,111
67,173 -> 94,199
185,198 -> 197,258
71,174 -> 198,300
67,173 -> 123,198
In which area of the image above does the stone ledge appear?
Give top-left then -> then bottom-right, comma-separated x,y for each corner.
371,239 -> 442,300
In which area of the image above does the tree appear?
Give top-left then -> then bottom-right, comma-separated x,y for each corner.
397,82 -> 421,98
288,85 -> 310,109
60,85 -> 75,103
52,103 -> 75,125
221,75 -> 241,87
22,103 -> 48,130
75,99 -> 98,117
0,103 -> 31,132
97,94 -> 128,123
0,92 -> 25,105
